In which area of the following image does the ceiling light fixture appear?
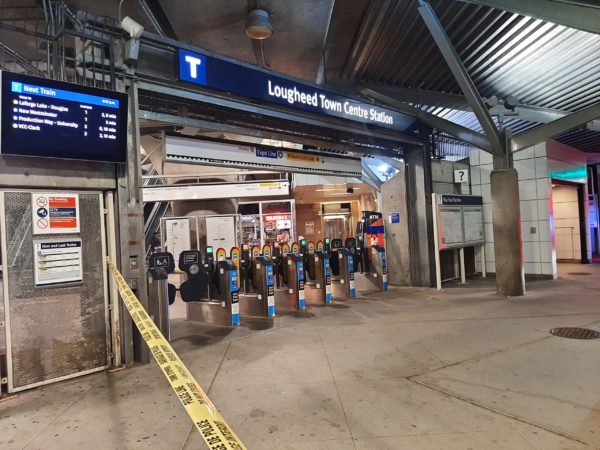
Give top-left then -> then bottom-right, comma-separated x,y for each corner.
245,9 -> 273,40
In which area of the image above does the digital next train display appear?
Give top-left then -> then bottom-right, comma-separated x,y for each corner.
1,71 -> 128,163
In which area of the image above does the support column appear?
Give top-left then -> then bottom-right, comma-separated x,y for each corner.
116,80 -> 149,364
490,168 -> 525,296
404,144 -> 435,287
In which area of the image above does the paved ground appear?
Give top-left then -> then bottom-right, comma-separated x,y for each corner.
1,263 -> 599,449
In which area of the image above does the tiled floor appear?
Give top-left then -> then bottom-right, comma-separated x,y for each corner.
1,263 -> 599,449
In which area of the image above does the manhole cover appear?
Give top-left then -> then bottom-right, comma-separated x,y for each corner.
550,327 -> 600,339
568,272 -> 592,276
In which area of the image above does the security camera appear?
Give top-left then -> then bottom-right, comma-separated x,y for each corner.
121,16 -> 144,38
121,16 -> 144,64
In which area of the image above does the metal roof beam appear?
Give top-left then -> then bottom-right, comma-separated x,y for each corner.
511,102 -> 600,151
417,0 -> 504,157
459,0 -> 600,35
362,88 -> 493,153
137,0 -> 177,39
361,160 -> 383,191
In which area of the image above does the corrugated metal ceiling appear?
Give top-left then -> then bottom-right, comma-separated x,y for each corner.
341,0 -> 600,153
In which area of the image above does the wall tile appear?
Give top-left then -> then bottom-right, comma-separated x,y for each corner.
470,149 -> 480,166
523,241 -> 541,263
521,220 -> 540,242
484,222 -> 494,242
537,220 -> 553,242
480,164 -> 493,183
470,166 -> 481,185
471,184 -> 482,196
484,242 -> 495,261
540,241 -> 554,263
481,183 -> 492,202
483,203 -> 493,222
524,262 -> 541,275
514,146 -> 535,160
541,262 -> 557,277
520,199 -> 539,222
536,178 -> 551,200
514,159 -> 536,180
518,179 -> 537,201
480,151 -> 493,165
537,199 -> 551,222
534,143 -> 547,158
486,261 -> 496,273
535,157 -> 548,179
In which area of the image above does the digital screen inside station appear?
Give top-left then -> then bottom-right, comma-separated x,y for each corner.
1,71 -> 127,163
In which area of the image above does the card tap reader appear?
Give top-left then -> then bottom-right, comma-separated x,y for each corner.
181,248 -> 241,327
240,244 -> 251,294
329,238 -> 343,277
179,250 -> 208,302
147,251 -> 176,339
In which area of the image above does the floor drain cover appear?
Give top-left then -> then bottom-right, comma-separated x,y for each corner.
550,327 -> 600,339
567,272 -> 592,276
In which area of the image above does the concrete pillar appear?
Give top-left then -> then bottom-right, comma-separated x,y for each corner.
381,166 -> 411,285
490,168 -> 525,296
404,145 -> 435,287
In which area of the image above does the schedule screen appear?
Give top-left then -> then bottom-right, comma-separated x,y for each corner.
1,71 -> 127,163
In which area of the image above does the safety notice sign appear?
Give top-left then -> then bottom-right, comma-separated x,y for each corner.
31,193 -> 80,235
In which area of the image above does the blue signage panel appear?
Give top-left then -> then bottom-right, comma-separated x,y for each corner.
1,71 -> 127,163
178,49 -> 412,132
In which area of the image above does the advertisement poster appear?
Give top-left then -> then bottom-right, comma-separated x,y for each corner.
32,193 -> 80,235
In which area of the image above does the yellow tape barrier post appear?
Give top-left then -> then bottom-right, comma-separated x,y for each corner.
107,257 -> 246,450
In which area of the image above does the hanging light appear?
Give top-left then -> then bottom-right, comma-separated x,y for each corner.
245,9 -> 273,40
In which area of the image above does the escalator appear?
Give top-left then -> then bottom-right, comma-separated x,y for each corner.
143,165 -> 171,258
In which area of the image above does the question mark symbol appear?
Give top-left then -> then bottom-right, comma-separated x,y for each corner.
460,171 -> 464,181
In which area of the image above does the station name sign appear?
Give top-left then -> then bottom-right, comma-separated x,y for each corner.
178,49 -> 409,132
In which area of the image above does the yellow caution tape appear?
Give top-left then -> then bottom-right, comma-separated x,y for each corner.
107,257 -> 246,450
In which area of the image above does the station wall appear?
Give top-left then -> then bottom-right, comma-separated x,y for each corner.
469,139 -> 591,278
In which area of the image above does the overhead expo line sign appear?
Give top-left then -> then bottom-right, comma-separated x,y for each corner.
178,49 -> 408,132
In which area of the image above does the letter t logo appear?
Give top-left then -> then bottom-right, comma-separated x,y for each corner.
185,55 -> 202,78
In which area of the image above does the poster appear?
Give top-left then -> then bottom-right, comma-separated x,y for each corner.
32,193 -> 80,235
164,218 -> 191,267
33,238 -> 83,286
305,221 -> 314,235
206,216 -> 237,253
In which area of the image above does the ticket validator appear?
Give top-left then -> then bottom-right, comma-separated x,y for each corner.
179,249 -> 240,326
147,251 -> 176,339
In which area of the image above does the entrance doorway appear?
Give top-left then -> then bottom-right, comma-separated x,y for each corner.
323,214 -> 352,242
552,181 -> 589,264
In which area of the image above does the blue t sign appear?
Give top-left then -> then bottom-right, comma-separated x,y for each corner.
179,49 -> 207,85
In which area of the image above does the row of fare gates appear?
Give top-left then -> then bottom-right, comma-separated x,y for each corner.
147,237 -> 388,333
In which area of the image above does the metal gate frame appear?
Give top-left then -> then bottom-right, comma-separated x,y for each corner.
0,190 -> 112,392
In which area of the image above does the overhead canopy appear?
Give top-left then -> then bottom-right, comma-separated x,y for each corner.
2,0 -> 600,155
